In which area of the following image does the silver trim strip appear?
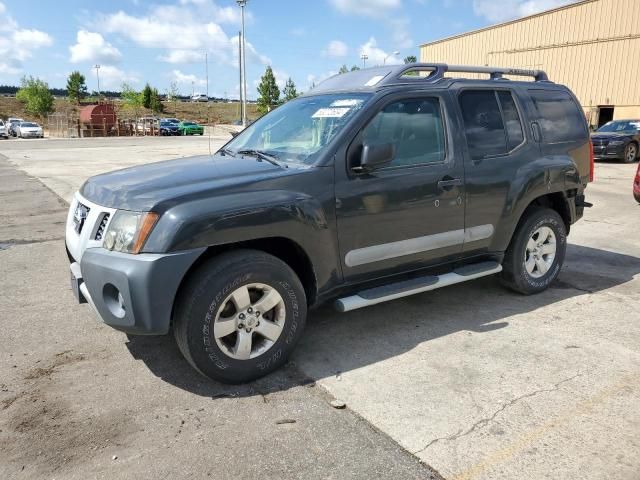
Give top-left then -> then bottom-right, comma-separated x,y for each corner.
344,224 -> 494,267
335,263 -> 503,312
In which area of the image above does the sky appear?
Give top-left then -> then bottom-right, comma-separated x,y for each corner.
0,0 -> 576,100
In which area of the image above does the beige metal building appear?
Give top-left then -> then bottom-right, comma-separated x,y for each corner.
420,0 -> 640,128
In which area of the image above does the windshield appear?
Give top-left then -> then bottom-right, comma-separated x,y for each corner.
225,93 -> 371,165
22,123 -> 38,127
597,120 -> 640,133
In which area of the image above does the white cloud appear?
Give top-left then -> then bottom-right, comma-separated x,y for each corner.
98,4 -> 265,67
171,69 -> 207,87
0,2 -> 53,75
323,40 -> 348,58
472,0 -> 574,22
95,65 -> 140,89
159,50 -> 204,64
389,17 -> 413,49
69,30 -> 122,64
328,0 -> 402,18
359,37 -> 403,66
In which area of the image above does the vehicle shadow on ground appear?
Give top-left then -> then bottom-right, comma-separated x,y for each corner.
125,243 -> 640,398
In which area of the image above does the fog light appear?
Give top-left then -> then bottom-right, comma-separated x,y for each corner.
103,283 -> 126,318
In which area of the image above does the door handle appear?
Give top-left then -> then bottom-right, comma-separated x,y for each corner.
437,177 -> 462,190
531,121 -> 542,142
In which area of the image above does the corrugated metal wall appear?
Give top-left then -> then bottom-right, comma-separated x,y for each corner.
420,0 -> 640,119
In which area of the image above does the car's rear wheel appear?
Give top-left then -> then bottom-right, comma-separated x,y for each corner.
623,143 -> 638,163
173,249 -> 307,384
500,207 -> 567,295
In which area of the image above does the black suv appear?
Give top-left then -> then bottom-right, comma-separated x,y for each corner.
65,64 -> 593,383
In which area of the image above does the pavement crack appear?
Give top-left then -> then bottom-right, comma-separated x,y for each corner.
411,372 -> 584,455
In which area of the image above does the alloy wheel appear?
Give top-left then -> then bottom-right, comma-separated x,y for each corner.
524,226 -> 557,278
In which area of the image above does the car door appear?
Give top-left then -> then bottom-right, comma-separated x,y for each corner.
334,92 -> 466,283
454,87 -> 535,255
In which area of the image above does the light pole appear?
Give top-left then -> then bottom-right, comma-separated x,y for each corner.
361,54 -> 368,69
237,0 -> 248,128
94,64 -> 101,98
383,51 -> 400,65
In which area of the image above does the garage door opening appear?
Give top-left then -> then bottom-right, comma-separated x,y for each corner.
598,106 -> 614,128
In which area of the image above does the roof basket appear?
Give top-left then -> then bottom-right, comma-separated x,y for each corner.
397,63 -> 550,83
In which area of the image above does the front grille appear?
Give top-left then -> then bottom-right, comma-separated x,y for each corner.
94,213 -> 110,241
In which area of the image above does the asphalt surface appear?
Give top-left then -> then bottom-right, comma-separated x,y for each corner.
0,153 -> 441,480
1,137 -> 639,479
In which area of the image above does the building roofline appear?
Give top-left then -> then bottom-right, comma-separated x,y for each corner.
420,0 -> 597,47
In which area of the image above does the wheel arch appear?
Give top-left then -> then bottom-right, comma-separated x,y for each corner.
172,236 -> 318,320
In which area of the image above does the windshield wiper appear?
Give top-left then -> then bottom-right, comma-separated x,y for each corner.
219,147 -> 236,157
236,149 -> 285,168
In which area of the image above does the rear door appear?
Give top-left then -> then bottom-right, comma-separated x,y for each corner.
453,87 -> 536,254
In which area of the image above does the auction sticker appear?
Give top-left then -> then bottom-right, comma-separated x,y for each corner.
312,107 -> 350,118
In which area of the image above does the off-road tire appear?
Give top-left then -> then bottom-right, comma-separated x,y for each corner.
173,249 -> 307,384
500,207 -> 567,295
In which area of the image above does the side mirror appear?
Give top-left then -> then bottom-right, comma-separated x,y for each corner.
230,131 -> 240,138
358,142 -> 395,172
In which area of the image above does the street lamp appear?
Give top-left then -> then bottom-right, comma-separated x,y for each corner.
94,64 -> 101,98
383,51 -> 400,65
237,0 -> 248,128
361,54 -> 368,68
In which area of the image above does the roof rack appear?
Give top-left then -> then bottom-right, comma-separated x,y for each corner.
394,63 -> 550,83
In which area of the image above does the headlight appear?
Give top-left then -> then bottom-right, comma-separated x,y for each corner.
103,210 -> 158,254
609,140 -> 625,146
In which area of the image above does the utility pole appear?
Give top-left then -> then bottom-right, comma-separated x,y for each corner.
237,0 -> 248,128
361,54 -> 368,68
94,64 -> 101,98
238,31 -> 243,122
191,81 -> 195,98
205,52 -> 209,101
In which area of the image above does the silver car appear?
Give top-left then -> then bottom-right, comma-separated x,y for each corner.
0,119 -> 8,139
16,122 -> 44,138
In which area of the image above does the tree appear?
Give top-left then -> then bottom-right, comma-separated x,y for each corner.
404,55 -> 417,64
16,76 -> 54,118
350,65 -> 360,71
150,87 -> 164,113
121,82 -> 144,118
339,64 -> 349,74
256,66 -> 280,114
66,71 -> 87,105
142,83 -> 152,109
282,78 -> 298,102
166,81 -> 179,113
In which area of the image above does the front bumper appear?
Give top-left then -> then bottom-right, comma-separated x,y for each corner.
593,143 -> 625,159
69,247 -> 205,335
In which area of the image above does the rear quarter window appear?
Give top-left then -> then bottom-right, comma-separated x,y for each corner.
529,90 -> 587,143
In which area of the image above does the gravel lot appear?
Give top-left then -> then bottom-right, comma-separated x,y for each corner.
1,137 -> 639,480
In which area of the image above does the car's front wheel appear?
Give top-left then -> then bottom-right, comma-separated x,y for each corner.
623,142 -> 638,163
500,207 -> 567,295
173,250 -> 307,383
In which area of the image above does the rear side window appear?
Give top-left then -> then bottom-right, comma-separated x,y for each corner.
497,91 -> 524,149
362,98 -> 445,167
459,90 -> 524,160
529,90 -> 587,143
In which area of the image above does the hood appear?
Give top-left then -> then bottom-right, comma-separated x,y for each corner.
80,153 -> 292,212
21,126 -> 42,131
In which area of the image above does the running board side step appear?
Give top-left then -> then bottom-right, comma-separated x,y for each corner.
334,261 -> 502,312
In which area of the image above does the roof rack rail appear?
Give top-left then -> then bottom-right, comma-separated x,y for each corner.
395,63 -> 550,83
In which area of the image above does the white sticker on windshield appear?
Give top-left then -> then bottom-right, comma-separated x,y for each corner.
312,107 -> 350,118
331,99 -> 362,107
364,75 -> 385,87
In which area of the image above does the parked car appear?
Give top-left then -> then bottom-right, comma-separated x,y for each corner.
161,117 -> 180,124
65,63 -> 593,384
0,119 -> 8,139
136,117 -> 159,134
16,122 -> 44,138
159,120 -> 179,136
178,121 -> 204,135
591,119 -> 640,163
634,162 -> 640,203
191,94 -> 208,102
7,117 -> 24,137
